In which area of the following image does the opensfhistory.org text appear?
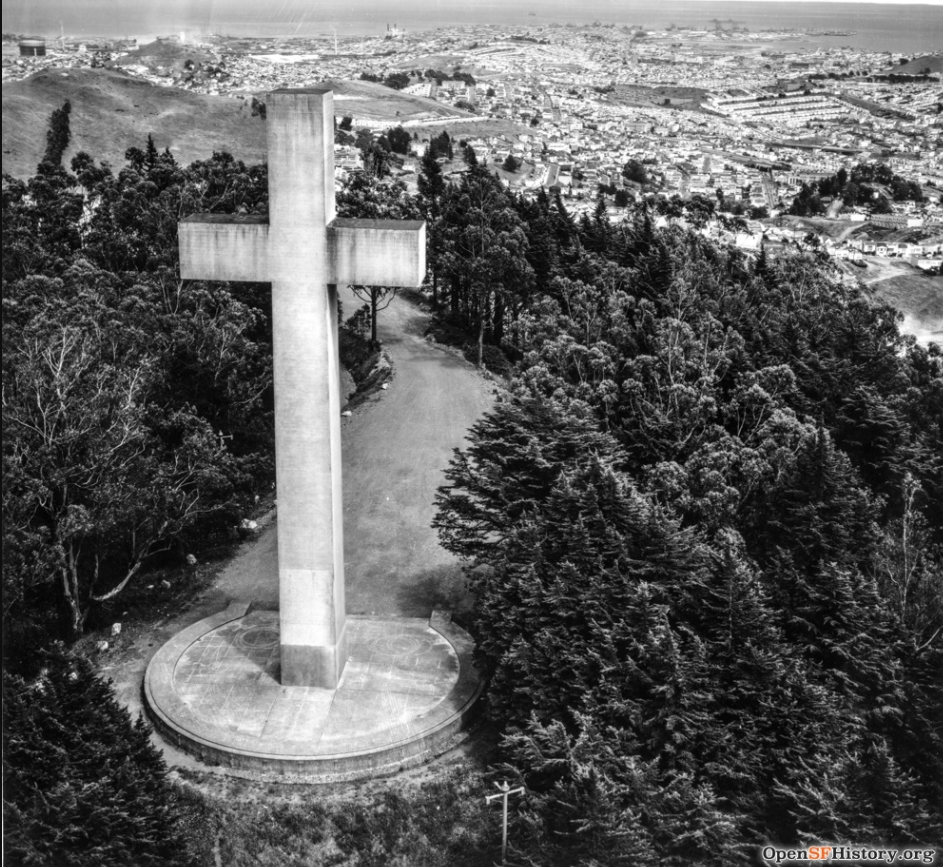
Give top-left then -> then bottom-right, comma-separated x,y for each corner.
762,847 -> 937,864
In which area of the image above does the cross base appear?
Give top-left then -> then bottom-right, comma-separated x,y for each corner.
280,624 -> 349,688
144,606 -> 484,780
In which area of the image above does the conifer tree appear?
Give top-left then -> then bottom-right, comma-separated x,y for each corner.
417,146 -> 446,308
3,648 -> 205,867
434,395 -> 626,566
41,100 -> 72,168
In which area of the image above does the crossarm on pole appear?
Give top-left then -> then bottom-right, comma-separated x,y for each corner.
179,215 -> 271,282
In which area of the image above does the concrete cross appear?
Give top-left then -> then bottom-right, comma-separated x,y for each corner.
178,86 -> 425,688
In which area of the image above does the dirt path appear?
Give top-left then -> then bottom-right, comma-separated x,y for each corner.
205,285 -> 495,615
105,289 -> 495,735
341,288 -> 495,618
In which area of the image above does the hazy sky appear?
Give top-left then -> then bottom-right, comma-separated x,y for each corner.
3,0 -> 941,18
3,0 -> 940,41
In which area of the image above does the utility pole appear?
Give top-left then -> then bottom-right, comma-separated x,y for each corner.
485,780 -> 524,865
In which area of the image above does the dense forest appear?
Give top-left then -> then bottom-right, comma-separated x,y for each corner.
427,150 -> 943,863
3,110 -> 942,865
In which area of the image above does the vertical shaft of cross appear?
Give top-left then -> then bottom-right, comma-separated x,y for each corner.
178,85 -> 426,690
267,87 -> 347,687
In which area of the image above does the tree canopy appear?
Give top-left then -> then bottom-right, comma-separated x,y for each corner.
3,146 -> 273,651
433,185 -> 943,863
3,646 -> 208,866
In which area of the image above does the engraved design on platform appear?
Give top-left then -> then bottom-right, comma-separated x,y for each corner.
371,634 -> 435,656
171,612 -> 459,745
235,625 -> 280,650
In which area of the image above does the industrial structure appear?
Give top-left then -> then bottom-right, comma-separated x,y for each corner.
18,37 -> 46,57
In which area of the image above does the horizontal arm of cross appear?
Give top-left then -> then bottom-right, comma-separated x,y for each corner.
328,218 -> 426,288
179,215 -> 270,282
179,215 -> 426,288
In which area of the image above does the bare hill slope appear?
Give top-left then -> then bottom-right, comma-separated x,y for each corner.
117,39 -> 214,73
890,54 -> 943,74
2,67 -> 267,179
2,69 -> 486,179
324,77 -> 475,123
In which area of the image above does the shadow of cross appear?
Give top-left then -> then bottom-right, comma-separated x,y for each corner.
178,86 -> 426,689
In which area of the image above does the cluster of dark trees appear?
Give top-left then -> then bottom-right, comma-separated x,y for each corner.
425,130 -> 454,161
363,67 -> 477,89
868,72 -> 939,83
420,67 -> 477,86
597,184 -> 635,207
790,163 -> 924,216
358,70 -> 410,90
502,154 -> 521,172
383,124 -> 413,155
622,158 -> 650,185
848,163 -> 926,203
416,155 -> 771,371
338,124 -> 418,177
807,69 -> 939,83
426,155 -> 943,860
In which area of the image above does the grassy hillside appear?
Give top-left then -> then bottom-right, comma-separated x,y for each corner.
890,54 -> 943,74
324,77 -> 476,122
2,67 -> 268,179
1,69 -> 491,179
117,39 -> 215,73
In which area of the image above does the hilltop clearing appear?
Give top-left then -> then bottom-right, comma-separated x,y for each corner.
2,67 -> 267,178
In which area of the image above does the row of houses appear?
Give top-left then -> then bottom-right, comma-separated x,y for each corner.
846,238 -> 943,258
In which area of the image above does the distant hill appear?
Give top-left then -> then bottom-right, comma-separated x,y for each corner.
117,39 -> 214,74
2,68 -> 515,180
323,78 -> 476,123
2,67 -> 267,179
323,78 -> 529,138
890,54 -> 943,75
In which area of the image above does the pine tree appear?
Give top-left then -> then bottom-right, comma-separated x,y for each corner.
417,146 -> 447,308
3,647 -> 205,867
145,133 -> 158,168
434,395 -> 626,566
41,100 -> 72,168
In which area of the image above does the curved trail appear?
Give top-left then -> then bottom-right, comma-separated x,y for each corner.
340,289 -> 494,617
108,289 -> 494,720
211,286 -> 494,616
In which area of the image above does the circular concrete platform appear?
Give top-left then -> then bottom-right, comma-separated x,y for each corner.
144,603 -> 483,779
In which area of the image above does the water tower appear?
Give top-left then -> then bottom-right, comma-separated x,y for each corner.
19,37 -> 47,57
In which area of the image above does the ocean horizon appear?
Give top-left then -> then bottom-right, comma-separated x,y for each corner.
3,1 -> 942,54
